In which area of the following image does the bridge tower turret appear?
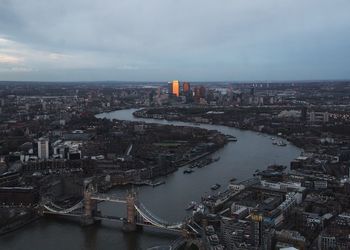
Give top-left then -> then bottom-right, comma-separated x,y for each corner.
122,189 -> 138,232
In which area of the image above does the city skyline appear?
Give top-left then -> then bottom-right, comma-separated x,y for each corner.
1,0 -> 350,81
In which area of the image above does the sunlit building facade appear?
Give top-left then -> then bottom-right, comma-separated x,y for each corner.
170,80 -> 180,97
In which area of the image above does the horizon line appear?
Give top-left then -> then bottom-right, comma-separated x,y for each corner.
0,79 -> 349,84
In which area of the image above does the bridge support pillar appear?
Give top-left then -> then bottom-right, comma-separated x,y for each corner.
122,190 -> 138,232
80,216 -> 95,226
122,222 -> 138,232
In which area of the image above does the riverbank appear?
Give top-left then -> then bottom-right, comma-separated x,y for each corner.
133,108 -> 299,148
97,148 -> 226,193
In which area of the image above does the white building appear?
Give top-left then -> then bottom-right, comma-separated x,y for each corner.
309,111 -> 329,123
38,137 -> 49,159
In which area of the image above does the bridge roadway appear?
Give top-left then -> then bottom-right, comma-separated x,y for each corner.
93,215 -> 126,223
90,194 -> 126,203
43,210 -> 82,218
43,210 -> 126,223
0,204 -> 35,209
43,209 -> 184,233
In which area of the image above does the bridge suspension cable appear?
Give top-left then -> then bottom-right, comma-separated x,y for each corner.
139,202 -> 169,225
134,202 -> 183,229
43,200 -> 83,214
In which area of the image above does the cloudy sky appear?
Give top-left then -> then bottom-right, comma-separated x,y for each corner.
0,0 -> 350,81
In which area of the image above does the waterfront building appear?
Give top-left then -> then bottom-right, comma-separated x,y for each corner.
0,186 -> 40,205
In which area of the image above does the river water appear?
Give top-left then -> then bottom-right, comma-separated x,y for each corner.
1,109 -> 301,250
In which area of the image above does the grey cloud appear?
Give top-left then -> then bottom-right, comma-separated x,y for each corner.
0,0 -> 350,81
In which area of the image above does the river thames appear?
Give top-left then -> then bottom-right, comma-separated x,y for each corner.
1,109 -> 301,250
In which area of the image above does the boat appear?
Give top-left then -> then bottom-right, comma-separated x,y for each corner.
183,169 -> 194,174
152,180 -> 165,187
211,183 -> 221,190
276,140 -> 287,146
186,201 -> 197,210
213,157 -> 220,162
229,177 -> 237,182
267,164 -> 287,171
226,135 -> 237,142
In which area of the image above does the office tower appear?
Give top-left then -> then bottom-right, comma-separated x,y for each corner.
170,80 -> 180,97
183,82 -> 190,94
38,137 -> 49,159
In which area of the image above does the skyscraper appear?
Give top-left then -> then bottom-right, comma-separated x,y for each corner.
170,80 -> 180,97
183,82 -> 190,94
193,86 -> 206,101
38,137 -> 49,159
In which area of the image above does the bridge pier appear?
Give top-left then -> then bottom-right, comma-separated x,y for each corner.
122,190 -> 139,232
81,179 -> 98,226
81,216 -> 95,226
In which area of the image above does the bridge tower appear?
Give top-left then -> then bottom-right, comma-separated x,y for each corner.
122,189 -> 138,232
81,179 -> 97,226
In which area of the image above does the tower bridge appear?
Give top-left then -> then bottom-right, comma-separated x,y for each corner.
39,179 -> 200,236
